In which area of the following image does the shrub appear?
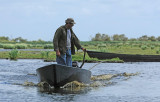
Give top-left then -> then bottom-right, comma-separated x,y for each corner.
84,44 -> 88,47
44,45 -> 53,49
40,51 -> 45,59
141,45 -> 147,50
36,45 -> 43,48
0,44 -> 3,48
30,45 -> 37,48
151,46 -> 155,50
15,45 -> 26,49
45,51 -> 50,59
40,51 -> 50,59
3,45 -> 15,49
116,44 -> 121,47
27,44 -> 31,48
98,44 -> 106,49
99,48 -> 107,52
9,49 -> 19,60
156,50 -> 159,54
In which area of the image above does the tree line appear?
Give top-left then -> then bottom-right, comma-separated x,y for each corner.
1,34 -> 160,43
0,36 -> 50,43
91,33 -> 160,41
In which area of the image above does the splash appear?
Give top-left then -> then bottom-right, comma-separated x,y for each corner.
91,74 -> 115,81
22,81 -> 36,86
122,72 -> 139,77
37,81 -> 50,88
62,81 -> 86,88
14,72 -> 139,89
62,72 -> 140,88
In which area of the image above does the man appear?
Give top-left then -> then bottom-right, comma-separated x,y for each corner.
53,18 -> 85,67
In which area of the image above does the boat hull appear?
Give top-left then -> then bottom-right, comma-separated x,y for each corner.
87,50 -> 160,62
36,64 -> 91,87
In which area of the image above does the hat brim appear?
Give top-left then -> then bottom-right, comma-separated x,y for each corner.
70,22 -> 76,24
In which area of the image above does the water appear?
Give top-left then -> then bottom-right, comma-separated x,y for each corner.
0,59 -> 160,102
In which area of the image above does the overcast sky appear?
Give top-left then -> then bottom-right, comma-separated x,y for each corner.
0,0 -> 160,41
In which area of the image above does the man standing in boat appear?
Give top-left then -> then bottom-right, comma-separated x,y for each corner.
53,18 -> 85,67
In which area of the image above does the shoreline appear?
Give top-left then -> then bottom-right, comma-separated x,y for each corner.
0,58 -> 124,63
0,50 -> 124,63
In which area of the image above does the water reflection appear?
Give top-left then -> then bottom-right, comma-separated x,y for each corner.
36,86 -> 91,102
38,86 -> 91,95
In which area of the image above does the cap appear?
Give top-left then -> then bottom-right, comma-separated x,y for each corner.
65,18 -> 76,24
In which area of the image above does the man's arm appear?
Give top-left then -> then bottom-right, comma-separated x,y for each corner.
53,28 -> 61,56
72,33 -> 86,51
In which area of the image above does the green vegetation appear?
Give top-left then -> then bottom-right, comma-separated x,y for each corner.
40,51 -> 45,59
0,51 -> 123,62
80,41 -> 160,55
40,51 -> 50,59
91,33 -> 160,41
9,49 -> 19,60
0,43 -> 53,49
1,35 -> 160,62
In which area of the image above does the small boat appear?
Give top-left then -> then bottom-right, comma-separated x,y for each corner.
36,64 -> 91,88
87,50 -> 160,62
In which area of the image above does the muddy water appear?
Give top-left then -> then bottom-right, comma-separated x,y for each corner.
0,59 -> 160,102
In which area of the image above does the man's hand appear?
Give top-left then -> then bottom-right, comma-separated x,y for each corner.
56,50 -> 61,56
82,48 -> 86,52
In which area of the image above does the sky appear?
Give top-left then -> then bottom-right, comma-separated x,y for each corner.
0,0 -> 160,41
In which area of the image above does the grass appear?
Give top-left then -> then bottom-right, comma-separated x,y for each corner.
9,49 -> 19,60
86,45 -> 160,55
1,41 -> 160,62
0,50 -> 123,62
18,51 -> 55,59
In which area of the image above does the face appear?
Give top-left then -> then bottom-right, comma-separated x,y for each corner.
66,23 -> 74,29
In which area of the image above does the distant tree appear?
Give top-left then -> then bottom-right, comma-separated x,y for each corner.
119,34 -> 128,41
91,33 -> 160,42
138,35 -> 148,41
104,35 -> 111,41
0,36 -> 9,41
148,36 -> 156,41
112,34 -> 120,41
112,34 -> 128,41
19,37 -> 27,42
101,34 -> 111,41
12,37 -> 27,42
37,39 -> 45,43
92,33 -> 102,41
157,36 -> 160,41
101,34 -> 106,40
129,38 -> 137,41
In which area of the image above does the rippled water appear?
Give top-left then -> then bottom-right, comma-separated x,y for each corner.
0,59 -> 160,102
